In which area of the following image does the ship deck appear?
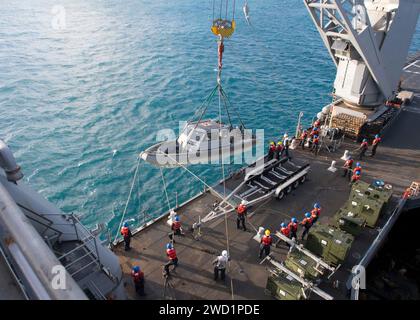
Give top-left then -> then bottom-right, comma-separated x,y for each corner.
114,59 -> 420,300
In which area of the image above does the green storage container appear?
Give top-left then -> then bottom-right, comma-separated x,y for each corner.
266,272 -> 304,300
351,180 -> 393,205
349,190 -> 386,228
333,207 -> 365,236
305,224 -> 354,266
284,250 -> 323,280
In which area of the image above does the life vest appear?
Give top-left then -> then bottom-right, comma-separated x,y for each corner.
313,137 -> 319,144
237,204 -> 247,215
288,222 -> 298,232
131,270 -> 144,282
311,208 -> 321,218
352,174 -> 361,182
167,248 -> 177,260
301,217 -> 313,227
121,226 -> 130,237
280,227 -> 290,237
276,144 -> 284,152
344,159 -> 354,168
269,145 -> 276,152
353,166 -> 362,175
172,221 -> 181,231
261,235 -> 272,246
300,131 -> 308,139
360,141 -> 368,149
373,138 -> 381,146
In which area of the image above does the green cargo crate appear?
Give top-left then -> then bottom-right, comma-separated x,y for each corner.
266,272 -> 304,300
351,180 -> 393,205
305,224 -> 354,266
284,250 -> 323,280
333,207 -> 365,236
348,192 -> 385,228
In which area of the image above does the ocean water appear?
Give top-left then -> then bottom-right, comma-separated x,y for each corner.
1,0 -> 419,239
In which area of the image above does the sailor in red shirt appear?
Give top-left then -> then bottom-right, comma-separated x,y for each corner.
300,130 -> 308,150
311,203 -> 321,224
300,212 -> 313,240
358,139 -> 369,160
288,218 -> 299,239
259,229 -> 273,259
168,215 -> 184,243
236,200 -> 248,231
370,134 -> 381,157
311,135 -> 320,155
121,222 -> 132,251
350,170 -> 361,185
268,141 -> 276,160
275,141 -> 284,160
353,162 -> 362,176
342,157 -> 354,180
131,266 -> 146,296
164,243 -> 178,276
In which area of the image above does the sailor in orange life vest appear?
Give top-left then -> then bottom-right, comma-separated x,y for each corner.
131,266 -> 146,296
268,141 -> 276,160
121,222 -> 132,251
300,130 -> 308,150
311,134 -> 320,155
236,200 -> 248,231
280,222 -> 291,248
350,170 -> 361,185
259,229 -> 272,259
164,243 -> 178,276
288,218 -> 299,240
370,134 -> 381,157
168,215 -> 183,243
300,212 -> 313,240
358,138 -> 369,160
311,203 -> 321,224
342,156 -> 354,179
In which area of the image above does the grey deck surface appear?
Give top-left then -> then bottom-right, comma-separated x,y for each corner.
0,253 -> 25,300
115,59 -> 420,300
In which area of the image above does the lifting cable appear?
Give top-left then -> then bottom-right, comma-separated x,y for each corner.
160,167 -> 172,211
113,156 -> 141,244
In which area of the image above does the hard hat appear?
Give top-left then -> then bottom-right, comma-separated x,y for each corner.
221,250 -> 228,258
166,243 -> 173,249
281,222 -> 286,228
355,170 -> 361,175
375,134 -> 379,138
314,127 -> 319,130
265,229 -> 271,236
132,266 -> 140,272
170,209 -> 176,215
305,212 -> 311,218
270,141 -> 275,145
363,138 -> 367,142
174,215 -> 180,222
291,217 -> 297,223
123,222 -> 129,228
356,162 -> 361,167
314,203 -> 320,208
241,200 -> 247,205
284,133 -> 288,138
314,135 -> 318,138
277,141 -> 283,145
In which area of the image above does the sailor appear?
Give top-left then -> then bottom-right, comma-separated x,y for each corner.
280,222 -> 291,238
164,243 -> 178,276
358,139 -> 369,160
300,130 -> 308,149
311,135 -> 320,155
350,170 -> 361,185
268,141 -> 276,160
213,250 -> 229,281
283,134 -> 291,159
288,218 -> 298,239
353,162 -> 362,175
310,126 -> 320,138
311,203 -> 321,224
169,215 -> 184,243
300,212 -> 313,240
402,187 -> 412,199
342,157 -> 354,179
131,266 -> 146,296
313,119 -> 321,128
275,141 -> 283,160
370,134 -> 381,157
121,222 -> 132,251
259,229 -> 272,259
236,200 -> 248,231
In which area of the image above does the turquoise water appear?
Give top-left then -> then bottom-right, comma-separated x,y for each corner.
1,0 -> 419,239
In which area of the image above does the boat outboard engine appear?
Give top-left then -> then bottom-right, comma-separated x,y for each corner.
0,139 -> 24,182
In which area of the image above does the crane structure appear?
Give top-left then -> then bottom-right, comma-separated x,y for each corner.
304,0 -> 419,108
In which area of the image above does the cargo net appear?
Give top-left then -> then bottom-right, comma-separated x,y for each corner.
330,113 -> 366,140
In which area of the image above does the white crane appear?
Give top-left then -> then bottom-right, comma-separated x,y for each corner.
304,0 -> 420,107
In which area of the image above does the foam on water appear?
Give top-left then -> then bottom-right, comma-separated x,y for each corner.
1,0 -> 419,238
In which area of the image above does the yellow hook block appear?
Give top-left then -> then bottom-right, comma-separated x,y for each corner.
211,19 -> 235,38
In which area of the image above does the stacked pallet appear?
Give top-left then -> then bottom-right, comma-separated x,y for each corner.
330,113 -> 366,139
